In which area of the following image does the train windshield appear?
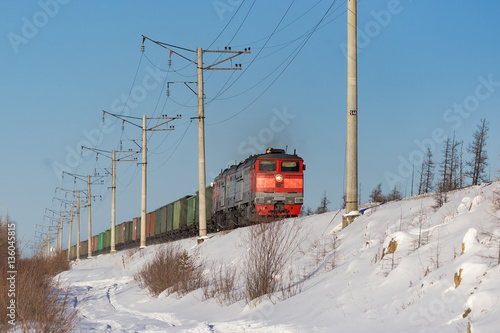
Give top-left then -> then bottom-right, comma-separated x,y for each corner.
259,160 -> 276,171
281,161 -> 300,172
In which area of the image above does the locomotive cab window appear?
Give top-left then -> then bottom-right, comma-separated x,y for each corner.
281,161 -> 300,172
259,160 -> 276,171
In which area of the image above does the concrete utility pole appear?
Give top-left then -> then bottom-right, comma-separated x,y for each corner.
61,172 -> 104,258
56,213 -> 61,252
141,115 -> 147,248
102,111 -> 180,249
82,145 -> 141,253
67,200 -> 74,260
143,36 -> 250,243
47,227 -> 51,257
76,191 -> 80,261
87,175 -> 92,258
196,47 -> 208,242
63,171 -> 103,259
60,210 -> 64,251
343,0 -> 361,228
111,150 -> 116,253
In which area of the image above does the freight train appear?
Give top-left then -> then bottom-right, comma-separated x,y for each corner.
68,148 -> 305,259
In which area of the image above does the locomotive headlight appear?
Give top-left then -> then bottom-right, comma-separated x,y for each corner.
275,174 -> 283,182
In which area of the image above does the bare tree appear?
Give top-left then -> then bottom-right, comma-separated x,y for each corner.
448,133 -> 462,190
433,180 -> 448,209
386,186 -> 402,201
466,119 -> 489,185
418,148 -> 435,195
315,191 -> 331,214
369,183 -> 385,203
458,141 -> 465,188
440,137 -> 451,192
434,135 -> 460,208
418,162 -> 425,195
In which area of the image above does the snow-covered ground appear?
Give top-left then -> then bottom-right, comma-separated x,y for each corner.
59,182 -> 500,332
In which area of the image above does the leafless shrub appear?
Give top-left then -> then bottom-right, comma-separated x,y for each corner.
280,268 -> 304,300
135,244 -> 206,298
202,261 -> 242,305
17,272 -> 78,333
479,227 -> 500,266
0,216 -> 78,332
309,234 -> 340,272
411,201 -> 430,250
241,219 -> 304,304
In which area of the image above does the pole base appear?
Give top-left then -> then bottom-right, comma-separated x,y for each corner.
75,259 -> 80,263
342,211 -> 361,229
110,250 -> 117,254
197,236 -> 209,245
87,256 -> 93,259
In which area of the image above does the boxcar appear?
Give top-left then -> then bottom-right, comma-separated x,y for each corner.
125,221 -> 133,243
166,203 -> 174,231
173,196 -> 189,230
155,208 -> 162,236
105,229 -> 111,249
98,232 -> 104,251
187,195 -> 196,227
115,225 -> 120,245
160,206 -> 167,233
80,240 -> 87,256
119,223 -> 125,244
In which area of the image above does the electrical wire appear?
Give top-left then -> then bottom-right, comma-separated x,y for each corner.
209,0 -> 296,102
208,0 -> 339,125
206,0 -> 246,49
149,121 -> 193,173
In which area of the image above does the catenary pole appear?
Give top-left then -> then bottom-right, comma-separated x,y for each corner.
56,215 -> 60,252
140,115 -> 147,248
141,37 -> 249,243
197,47 -> 208,242
67,200 -> 74,260
111,149 -> 117,253
101,111 -> 178,250
87,175 -> 93,258
47,228 -> 50,257
76,190 -> 80,261
59,211 -> 63,252
343,0 -> 360,228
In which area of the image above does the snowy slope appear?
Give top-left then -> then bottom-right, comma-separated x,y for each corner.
59,182 -> 500,332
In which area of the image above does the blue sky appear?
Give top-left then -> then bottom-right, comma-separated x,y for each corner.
1,0 -> 499,255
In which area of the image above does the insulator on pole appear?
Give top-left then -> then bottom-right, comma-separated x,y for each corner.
168,58 -> 171,67
167,89 -> 170,96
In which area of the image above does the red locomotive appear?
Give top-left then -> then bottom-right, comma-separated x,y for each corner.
212,148 -> 305,227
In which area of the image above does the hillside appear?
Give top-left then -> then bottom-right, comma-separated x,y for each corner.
59,181 -> 500,332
